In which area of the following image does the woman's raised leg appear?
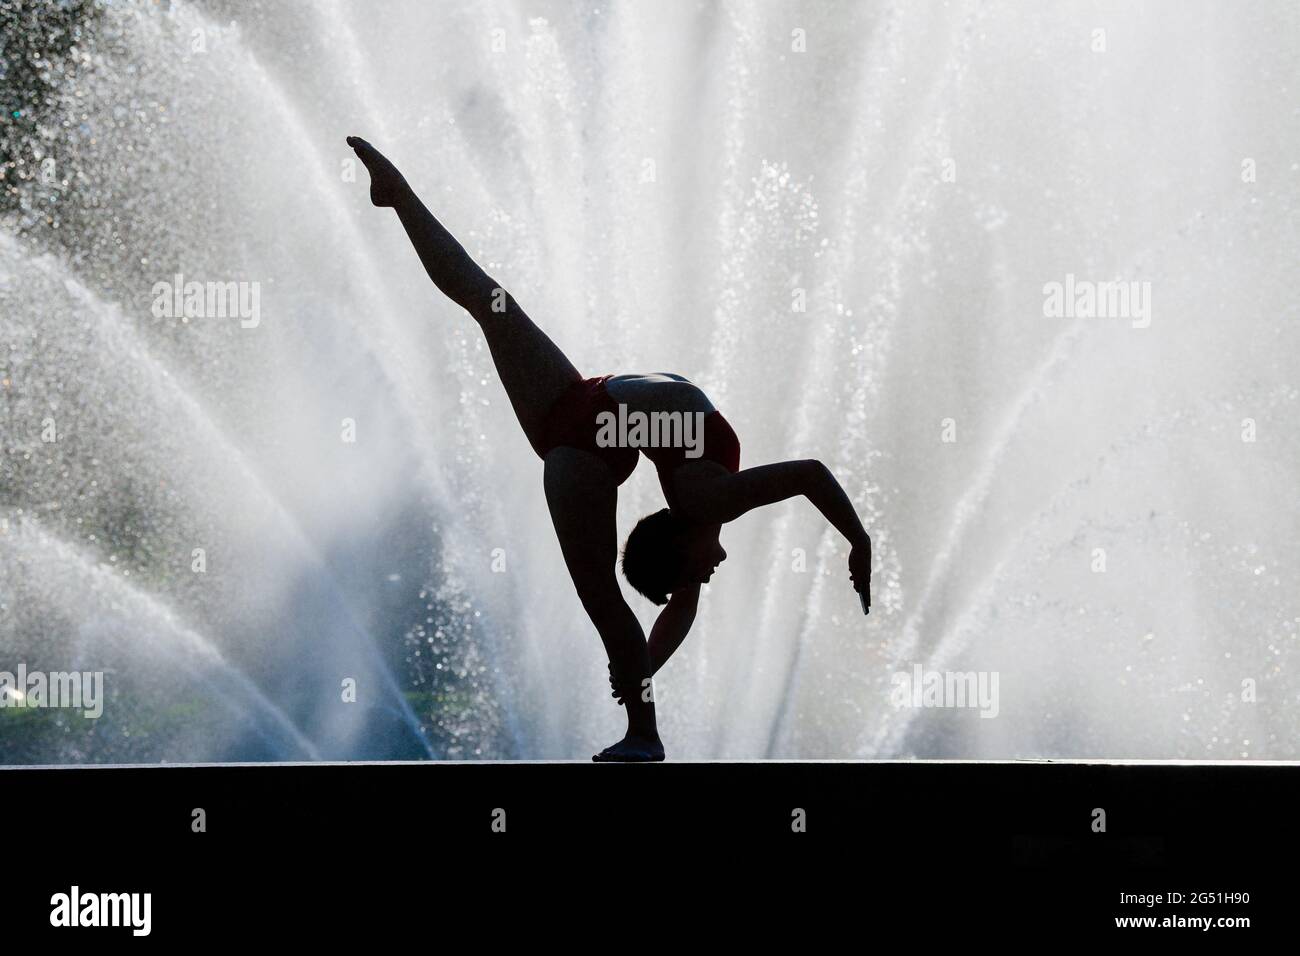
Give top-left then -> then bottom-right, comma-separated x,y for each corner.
347,136 -> 580,452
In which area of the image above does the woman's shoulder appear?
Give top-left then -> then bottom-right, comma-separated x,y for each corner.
663,459 -> 734,520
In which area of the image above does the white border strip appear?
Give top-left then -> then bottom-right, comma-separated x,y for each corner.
2,758 -> 1298,770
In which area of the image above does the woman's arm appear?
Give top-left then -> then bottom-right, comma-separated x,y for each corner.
649,584 -> 700,675
690,460 -> 868,543
609,585 -> 699,704
685,459 -> 872,608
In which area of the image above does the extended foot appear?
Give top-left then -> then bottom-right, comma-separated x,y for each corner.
592,733 -> 665,763
346,135 -> 408,207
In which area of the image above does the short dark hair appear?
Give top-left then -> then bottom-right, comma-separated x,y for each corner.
621,508 -> 691,605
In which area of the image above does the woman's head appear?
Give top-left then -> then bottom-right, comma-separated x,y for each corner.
621,509 -> 727,604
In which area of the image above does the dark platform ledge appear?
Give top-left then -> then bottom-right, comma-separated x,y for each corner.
4,760 -> 1290,938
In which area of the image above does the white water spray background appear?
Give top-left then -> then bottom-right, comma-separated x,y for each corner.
1,0 -> 1296,761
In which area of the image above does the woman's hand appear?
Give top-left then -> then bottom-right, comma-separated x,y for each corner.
848,537 -> 872,613
608,663 -> 626,706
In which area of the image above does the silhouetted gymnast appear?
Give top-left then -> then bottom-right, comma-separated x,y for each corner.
348,136 -> 872,762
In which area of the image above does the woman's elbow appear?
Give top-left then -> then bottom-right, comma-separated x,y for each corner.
802,458 -> 832,483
